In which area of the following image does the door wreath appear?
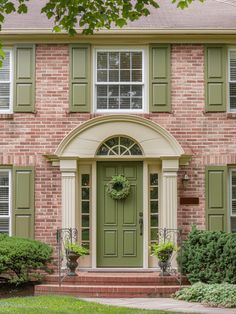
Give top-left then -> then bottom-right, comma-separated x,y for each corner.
107,175 -> 131,200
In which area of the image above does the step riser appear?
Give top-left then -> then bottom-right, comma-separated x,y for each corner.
44,276 -> 188,286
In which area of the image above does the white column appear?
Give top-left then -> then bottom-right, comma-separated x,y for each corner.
161,159 -> 179,230
60,160 -> 77,229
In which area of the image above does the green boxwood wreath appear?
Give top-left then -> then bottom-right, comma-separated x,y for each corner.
107,175 -> 131,200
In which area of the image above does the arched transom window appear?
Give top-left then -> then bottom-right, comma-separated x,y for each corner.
97,136 -> 143,156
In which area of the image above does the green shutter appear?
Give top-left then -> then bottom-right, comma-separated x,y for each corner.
149,44 -> 171,112
69,44 -> 91,112
12,167 -> 34,238
14,45 -> 35,112
205,45 -> 226,112
205,166 -> 228,232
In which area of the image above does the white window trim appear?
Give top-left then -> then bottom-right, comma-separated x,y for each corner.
228,49 -> 236,113
0,169 -> 12,236
0,49 -> 13,114
93,46 -> 148,113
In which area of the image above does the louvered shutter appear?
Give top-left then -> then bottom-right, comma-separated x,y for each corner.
149,45 -> 171,112
69,44 -> 91,112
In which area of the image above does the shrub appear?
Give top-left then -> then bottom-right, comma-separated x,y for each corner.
0,235 -> 53,285
175,282 -> 236,308
180,226 -> 236,284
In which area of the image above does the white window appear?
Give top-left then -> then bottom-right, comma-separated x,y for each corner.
228,50 -> 236,112
0,50 -> 12,113
94,49 -> 146,112
230,170 -> 236,232
0,170 -> 11,235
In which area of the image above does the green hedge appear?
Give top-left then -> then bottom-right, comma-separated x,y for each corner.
0,234 -> 53,285
181,226 -> 236,284
175,282 -> 236,308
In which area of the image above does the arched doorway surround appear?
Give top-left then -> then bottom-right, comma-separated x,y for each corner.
55,115 -> 187,269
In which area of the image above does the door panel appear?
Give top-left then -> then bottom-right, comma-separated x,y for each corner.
97,161 -> 143,267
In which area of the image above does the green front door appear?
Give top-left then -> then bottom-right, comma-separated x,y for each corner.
97,161 -> 143,267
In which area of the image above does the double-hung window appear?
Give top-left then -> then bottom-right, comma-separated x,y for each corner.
0,50 -> 12,113
0,170 -> 11,235
95,49 -> 145,112
230,170 -> 236,232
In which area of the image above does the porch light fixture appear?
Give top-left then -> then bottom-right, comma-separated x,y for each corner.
182,172 -> 190,189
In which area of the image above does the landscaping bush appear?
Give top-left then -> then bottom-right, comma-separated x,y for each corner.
175,282 -> 236,308
181,226 -> 236,284
0,234 -> 53,285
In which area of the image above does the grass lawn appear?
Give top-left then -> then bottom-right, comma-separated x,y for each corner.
0,295 -> 184,314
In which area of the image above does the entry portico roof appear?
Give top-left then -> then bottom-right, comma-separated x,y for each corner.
53,115 -> 188,161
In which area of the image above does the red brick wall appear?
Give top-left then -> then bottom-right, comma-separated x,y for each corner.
0,43 -> 235,246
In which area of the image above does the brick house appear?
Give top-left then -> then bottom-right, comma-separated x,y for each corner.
0,0 -> 235,270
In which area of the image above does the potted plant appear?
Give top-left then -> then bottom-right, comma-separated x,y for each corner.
65,243 -> 89,276
151,241 -> 176,276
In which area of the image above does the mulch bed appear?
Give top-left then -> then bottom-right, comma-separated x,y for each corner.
0,281 -> 35,298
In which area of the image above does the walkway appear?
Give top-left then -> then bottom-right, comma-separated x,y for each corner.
83,298 -> 236,314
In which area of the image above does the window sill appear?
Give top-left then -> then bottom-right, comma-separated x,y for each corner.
0,113 -> 14,120
227,113 -> 236,119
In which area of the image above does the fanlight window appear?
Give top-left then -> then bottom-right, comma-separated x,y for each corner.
97,136 -> 143,156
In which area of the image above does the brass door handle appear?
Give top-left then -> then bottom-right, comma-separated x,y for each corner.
139,212 -> 143,236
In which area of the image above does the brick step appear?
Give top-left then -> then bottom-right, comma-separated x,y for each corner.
44,273 -> 188,286
35,284 -> 187,298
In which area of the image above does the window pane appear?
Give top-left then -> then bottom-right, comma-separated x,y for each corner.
232,172 -> 236,185
151,228 -> 158,240
0,203 -> 9,216
151,215 -> 158,227
82,228 -> 89,241
0,187 -> 9,202
81,174 -> 90,186
109,70 -> 119,82
120,85 -> 130,96
108,98 -> 119,109
120,52 -> 130,69
120,137 -> 133,148
97,85 -> 107,97
132,52 -> 142,69
232,200 -> 236,215
132,70 -> 142,82
82,201 -> 89,213
109,52 -> 119,69
150,187 -> 158,199
0,172 -> 9,186
131,98 -> 142,109
82,215 -> 89,227
105,137 -> 119,147
129,144 -> 142,155
97,98 -> 107,109
230,51 -> 236,81
109,85 -> 119,97
82,188 -> 89,200
132,85 -> 142,97
150,174 -> 158,186
151,201 -> 158,213
97,52 -> 108,69
0,98 -> 10,110
97,70 -> 107,82
230,83 -> 236,110
97,144 -> 109,155
0,51 -> 10,81
120,70 -> 130,82
232,186 -> 236,199
120,98 -> 130,109
231,217 -> 236,233
0,218 -> 9,234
